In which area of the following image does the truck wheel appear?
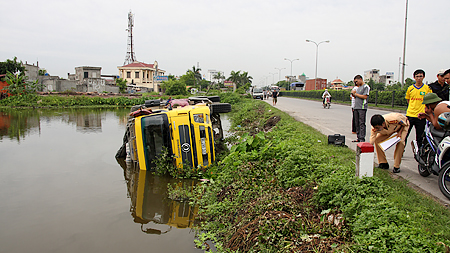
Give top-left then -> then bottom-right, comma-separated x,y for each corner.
210,103 -> 232,114
145,99 -> 161,107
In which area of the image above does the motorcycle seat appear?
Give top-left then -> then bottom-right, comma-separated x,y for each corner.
430,125 -> 450,137
430,124 -> 450,143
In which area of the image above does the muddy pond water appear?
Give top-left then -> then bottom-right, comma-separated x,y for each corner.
0,108 -> 228,253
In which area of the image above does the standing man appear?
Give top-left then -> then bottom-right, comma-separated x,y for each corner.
428,69 -> 449,101
405,69 -> 432,147
351,75 -> 370,142
444,69 -> 450,85
272,88 -> 279,106
370,113 -> 409,173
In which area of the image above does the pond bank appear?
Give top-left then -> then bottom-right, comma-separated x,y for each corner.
193,99 -> 450,252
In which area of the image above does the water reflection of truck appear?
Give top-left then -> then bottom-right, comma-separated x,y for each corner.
117,159 -> 198,234
116,96 -> 231,170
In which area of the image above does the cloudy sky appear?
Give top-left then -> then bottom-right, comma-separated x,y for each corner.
1,0 -> 448,87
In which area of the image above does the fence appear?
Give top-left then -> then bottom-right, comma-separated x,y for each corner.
279,90 -> 408,107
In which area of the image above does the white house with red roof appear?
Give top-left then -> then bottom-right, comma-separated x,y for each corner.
330,78 -> 345,90
117,60 -> 165,92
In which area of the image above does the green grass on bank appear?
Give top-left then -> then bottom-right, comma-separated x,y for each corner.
193,98 -> 450,252
0,93 -> 187,108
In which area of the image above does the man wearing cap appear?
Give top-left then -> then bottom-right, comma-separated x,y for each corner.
418,93 -> 450,130
429,69 -> 449,101
370,113 -> 409,173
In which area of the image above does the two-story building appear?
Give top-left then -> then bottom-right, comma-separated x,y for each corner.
117,61 -> 165,92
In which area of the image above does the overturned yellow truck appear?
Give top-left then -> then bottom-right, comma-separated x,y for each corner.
116,96 -> 231,170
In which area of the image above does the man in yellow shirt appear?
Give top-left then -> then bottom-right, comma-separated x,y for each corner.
405,69 -> 432,147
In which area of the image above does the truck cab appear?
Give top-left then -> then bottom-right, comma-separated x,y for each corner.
117,98 -> 231,170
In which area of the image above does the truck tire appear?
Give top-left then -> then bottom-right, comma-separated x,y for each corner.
210,103 -> 231,114
189,96 -> 221,103
145,99 -> 161,107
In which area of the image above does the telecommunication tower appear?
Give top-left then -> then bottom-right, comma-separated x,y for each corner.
123,11 -> 137,65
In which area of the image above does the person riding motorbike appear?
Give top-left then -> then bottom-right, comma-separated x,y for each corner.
322,89 -> 331,105
418,93 -> 450,130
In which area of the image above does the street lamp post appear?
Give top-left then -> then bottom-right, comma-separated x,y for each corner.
306,40 -> 330,90
274,67 -> 286,83
269,72 -> 277,85
284,58 -> 299,77
284,58 -> 299,90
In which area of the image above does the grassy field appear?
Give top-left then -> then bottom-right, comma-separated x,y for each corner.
193,97 -> 450,252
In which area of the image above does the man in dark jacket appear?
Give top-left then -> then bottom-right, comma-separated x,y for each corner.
428,69 -> 449,101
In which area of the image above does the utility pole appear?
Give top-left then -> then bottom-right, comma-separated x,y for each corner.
401,0 -> 408,87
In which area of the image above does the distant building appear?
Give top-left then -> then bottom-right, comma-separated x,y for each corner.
379,72 -> 395,85
298,73 -> 307,83
42,66 -> 119,93
364,69 -> 380,83
330,78 -> 344,90
117,61 -> 165,92
305,78 -> 327,90
23,61 -> 39,82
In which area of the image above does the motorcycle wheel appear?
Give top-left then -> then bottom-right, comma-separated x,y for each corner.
438,162 -> 450,200
418,140 -> 432,177
327,103 -> 330,109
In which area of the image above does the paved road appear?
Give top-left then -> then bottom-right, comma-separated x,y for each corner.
265,96 -> 450,205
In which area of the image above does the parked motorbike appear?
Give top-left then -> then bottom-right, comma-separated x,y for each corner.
323,95 -> 331,109
412,113 -> 450,199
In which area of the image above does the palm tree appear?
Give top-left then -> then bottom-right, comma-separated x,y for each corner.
227,70 -> 241,87
240,71 -> 253,86
187,66 -> 202,86
213,71 -> 225,84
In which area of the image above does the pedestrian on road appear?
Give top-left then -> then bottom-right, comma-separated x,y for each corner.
351,75 -> 370,142
405,69 -> 432,147
272,89 -> 279,106
351,86 -> 358,134
428,69 -> 449,101
370,113 -> 410,173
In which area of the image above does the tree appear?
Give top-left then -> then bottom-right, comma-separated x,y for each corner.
367,79 -> 385,91
276,80 -> 290,90
0,57 -> 25,76
186,66 -> 202,87
213,71 -> 225,84
161,79 -> 188,95
115,78 -> 127,93
227,70 -> 253,89
405,78 -> 415,87
2,72 -> 42,96
227,70 -> 241,87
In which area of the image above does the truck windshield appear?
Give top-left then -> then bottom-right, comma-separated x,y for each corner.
141,114 -> 171,168
254,88 -> 263,93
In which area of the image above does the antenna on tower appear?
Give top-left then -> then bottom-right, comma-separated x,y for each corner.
124,10 -> 137,66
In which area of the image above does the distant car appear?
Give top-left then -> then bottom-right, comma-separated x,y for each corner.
252,87 -> 264,100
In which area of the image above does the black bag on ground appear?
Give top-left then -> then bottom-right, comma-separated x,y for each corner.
328,134 -> 345,146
